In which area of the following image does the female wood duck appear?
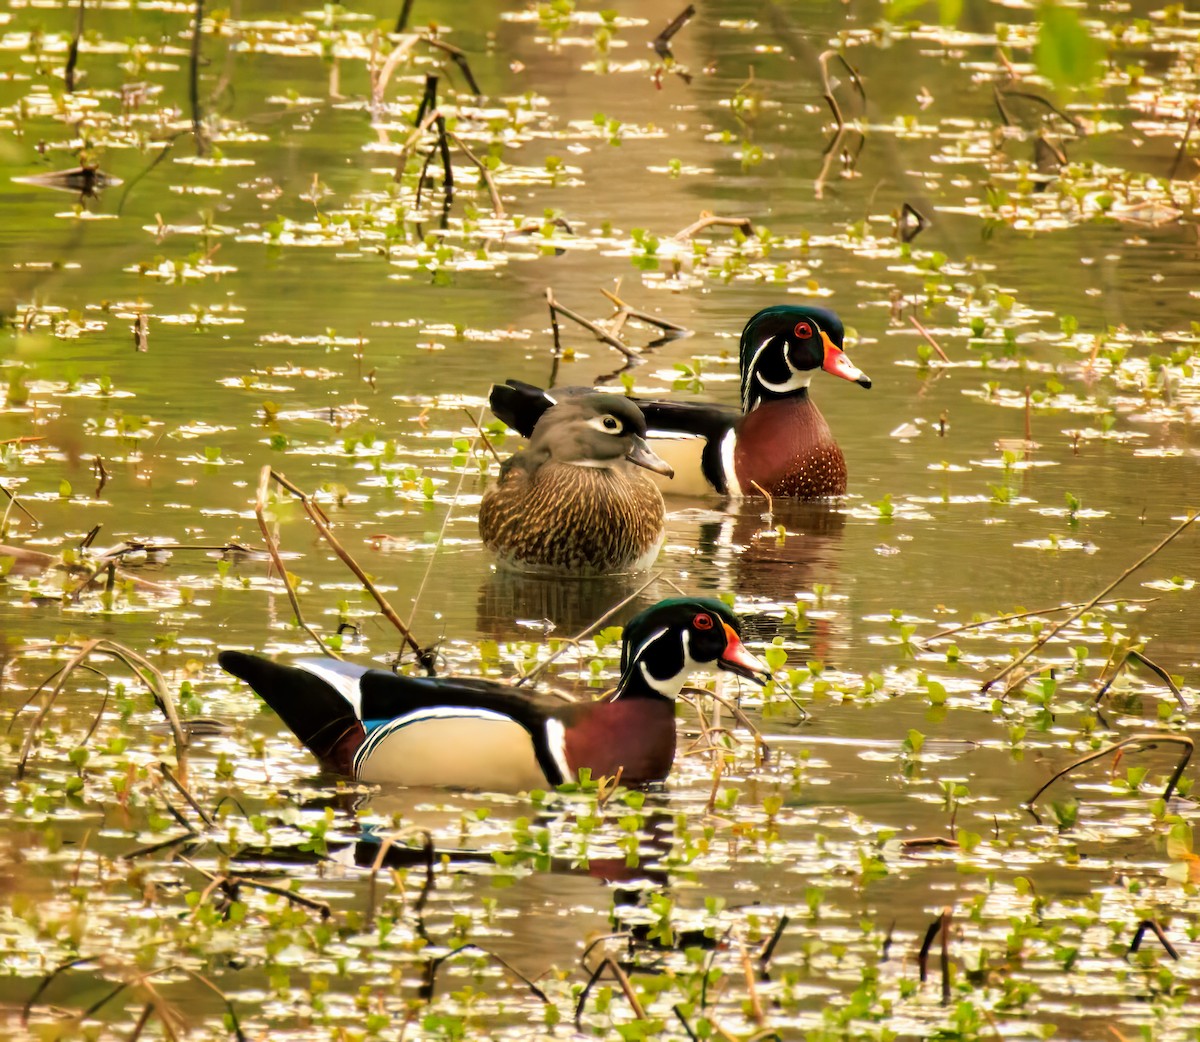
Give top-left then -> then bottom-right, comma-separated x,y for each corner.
479,392 -> 673,575
490,305 -> 871,499
218,598 -> 769,791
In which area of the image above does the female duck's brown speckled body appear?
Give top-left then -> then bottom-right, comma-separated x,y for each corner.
479,393 -> 673,576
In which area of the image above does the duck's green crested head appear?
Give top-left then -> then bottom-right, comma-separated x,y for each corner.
739,305 -> 870,411
617,597 -> 769,698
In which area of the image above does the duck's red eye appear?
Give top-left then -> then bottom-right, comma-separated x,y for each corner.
794,321 -> 814,339
694,613 -> 714,630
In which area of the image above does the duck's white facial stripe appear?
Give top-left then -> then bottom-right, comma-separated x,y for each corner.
296,661 -> 364,717
637,629 -> 701,698
615,625 -> 669,699
720,428 -> 742,497
629,626 -> 669,666
745,329 -> 815,406
544,718 -> 572,783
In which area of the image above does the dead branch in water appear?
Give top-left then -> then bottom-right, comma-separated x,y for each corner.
10,639 -> 187,783
544,287 -> 638,359
261,467 -> 435,670
1093,647 -> 1189,712
599,285 -> 688,333
983,512 -> 1197,692
673,213 -> 754,241
254,466 -> 335,658
920,596 -> 1157,646
1024,733 -> 1194,812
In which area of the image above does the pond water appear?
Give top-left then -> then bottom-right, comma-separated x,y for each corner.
1,0 -> 1198,1038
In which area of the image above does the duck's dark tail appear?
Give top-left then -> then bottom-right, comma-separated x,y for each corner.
488,380 -> 557,437
218,651 -> 366,775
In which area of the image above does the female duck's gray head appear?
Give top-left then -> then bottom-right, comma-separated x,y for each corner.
531,393 -> 673,476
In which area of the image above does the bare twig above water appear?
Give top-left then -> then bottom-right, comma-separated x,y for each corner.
423,943 -> 549,1004
1169,106 -> 1198,181
818,49 -> 865,133
673,213 -> 754,241
395,0 -> 416,34
264,468 -> 434,669
908,315 -> 950,363
254,466 -> 335,658
179,854 -> 334,919
11,639 -> 187,783
445,130 -> 504,215
1093,647 -> 1189,711
1129,919 -> 1180,961
599,286 -> 688,333
920,597 -> 1157,645
1025,733 -> 1194,811
652,4 -> 695,60
898,202 -> 929,243
545,288 -> 638,359
575,954 -> 646,1028
424,38 -> 482,96
917,907 -> 953,1005
189,0 -> 207,154
64,0 -> 85,93
982,512 -> 1197,692
364,827 -> 434,926
0,483 -> 40,530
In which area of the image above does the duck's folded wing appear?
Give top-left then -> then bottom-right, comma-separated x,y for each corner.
356,673 -> 563,735
632,398 -> 740,441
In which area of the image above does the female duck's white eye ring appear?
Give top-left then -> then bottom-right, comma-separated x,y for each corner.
693,613 -> 714,630
602,415 -> 621,431
794,321 -> 813,339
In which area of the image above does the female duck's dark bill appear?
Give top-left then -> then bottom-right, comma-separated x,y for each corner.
626,435 -> 675,477
718,623 -> 771,684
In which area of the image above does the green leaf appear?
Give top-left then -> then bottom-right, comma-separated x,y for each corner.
1034,2 -> 1104,91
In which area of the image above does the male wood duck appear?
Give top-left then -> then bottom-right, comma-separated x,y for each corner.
218,598 -> 769,791
489,305 -> 871,499
479,392 -> 673,575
